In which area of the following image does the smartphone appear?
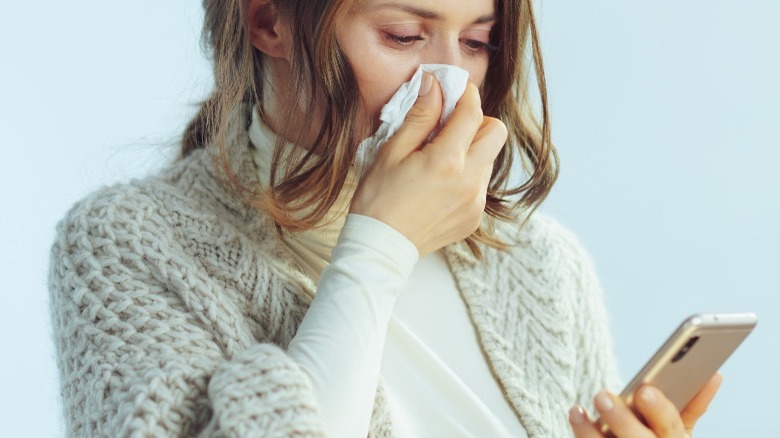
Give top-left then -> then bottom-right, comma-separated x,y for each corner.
600,312 -> 757,433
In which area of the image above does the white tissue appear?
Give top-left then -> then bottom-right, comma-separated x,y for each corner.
354,64 -> 470,176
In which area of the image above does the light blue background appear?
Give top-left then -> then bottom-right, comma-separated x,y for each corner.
1,1 -> 777,435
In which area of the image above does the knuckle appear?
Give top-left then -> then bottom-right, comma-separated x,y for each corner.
470,106 -> 484,129
474,195 -> 487,213
405,104 -> 426,121
461,83 -> 484,125
405,102 -> 438,124
478,117 -> 507,149
466,82 -> 482,105
643,400 -> 686,436
469,179 -> 488,203
488,117 -> 509,143
432,155 -> 462,176
468,208 -> 483,233
654,420 -> 684,436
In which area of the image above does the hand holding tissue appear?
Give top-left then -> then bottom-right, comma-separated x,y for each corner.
354,64 -> 470,175
349,63 -> 507,256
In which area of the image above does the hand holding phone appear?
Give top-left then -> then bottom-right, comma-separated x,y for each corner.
570,312 -> 757,437
618,313 -> 755,411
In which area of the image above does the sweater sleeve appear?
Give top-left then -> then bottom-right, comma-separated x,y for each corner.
49,200 -> 324,437
287,214 -> 418,438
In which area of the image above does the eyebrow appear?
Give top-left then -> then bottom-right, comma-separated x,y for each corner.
373,3 -> 496,25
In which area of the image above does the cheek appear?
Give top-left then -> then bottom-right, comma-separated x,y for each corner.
346,52 -> 422,134
352,62 -> 416,119
337,25 -> 420,128
464,59 -> 489,89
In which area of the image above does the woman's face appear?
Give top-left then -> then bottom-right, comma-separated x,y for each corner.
336,0 -> 496,130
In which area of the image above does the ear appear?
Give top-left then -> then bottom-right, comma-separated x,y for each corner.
247,0 -> 290,59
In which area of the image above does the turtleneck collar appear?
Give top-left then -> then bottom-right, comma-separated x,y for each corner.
248,108 -> 359,282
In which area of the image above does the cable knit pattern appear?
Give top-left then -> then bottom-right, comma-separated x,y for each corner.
444,219 -> 622,436
49,108 -> 620,437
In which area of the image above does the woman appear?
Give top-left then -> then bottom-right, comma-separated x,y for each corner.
49,0 -> 722,436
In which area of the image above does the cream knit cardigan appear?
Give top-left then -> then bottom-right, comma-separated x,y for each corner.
49,111 -> 621,437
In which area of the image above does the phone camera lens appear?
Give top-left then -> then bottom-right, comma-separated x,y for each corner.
671,335 -> 700,363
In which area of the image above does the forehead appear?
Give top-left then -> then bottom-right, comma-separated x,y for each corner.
349,0 -> 496,20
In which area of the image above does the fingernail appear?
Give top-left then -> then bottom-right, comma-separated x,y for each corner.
568,405 -> 586,425
595,391 -> 614,412
419,73 -> 433,97
638,386 -> 656,405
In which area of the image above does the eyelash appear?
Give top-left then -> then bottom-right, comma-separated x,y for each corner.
383,33 -> 499,55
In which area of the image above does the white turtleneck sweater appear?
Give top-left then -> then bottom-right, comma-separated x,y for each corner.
249,110 -> 527,438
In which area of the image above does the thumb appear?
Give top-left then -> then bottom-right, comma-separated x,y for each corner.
382,72 -> 443,162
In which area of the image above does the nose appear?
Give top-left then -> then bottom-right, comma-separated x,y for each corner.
424,39 -> 462,68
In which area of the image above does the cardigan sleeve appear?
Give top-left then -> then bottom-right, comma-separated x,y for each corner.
49,198 -> 324,437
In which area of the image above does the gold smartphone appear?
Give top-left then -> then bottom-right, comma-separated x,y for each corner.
601,312 -> 757,434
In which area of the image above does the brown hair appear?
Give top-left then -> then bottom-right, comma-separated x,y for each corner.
183,0 -> 558,257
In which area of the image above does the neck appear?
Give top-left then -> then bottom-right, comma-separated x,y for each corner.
260,61 -> 326,150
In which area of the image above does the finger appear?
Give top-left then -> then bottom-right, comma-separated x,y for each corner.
568,405 -> 603,438
680,372 -> 723,432
383,72 -> 443,162
467,116 -> 507,166
595,391 -> 654,438
425,82 -> 484,159
466,117 -> 506,200
634,385 -> 686,437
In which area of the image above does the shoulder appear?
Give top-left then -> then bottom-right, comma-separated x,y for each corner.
54,150 -> 268,250
49,156 -> 206,303
54,156 -> 200,249
49,151 -> 288,297
49,148 -> 312,338
491,212 -> 597,280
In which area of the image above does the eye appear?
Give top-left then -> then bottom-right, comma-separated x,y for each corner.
384,32 -> 425,47
461,39 -> 499,55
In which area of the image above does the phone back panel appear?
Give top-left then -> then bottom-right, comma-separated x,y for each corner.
621,313 -> 756,411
